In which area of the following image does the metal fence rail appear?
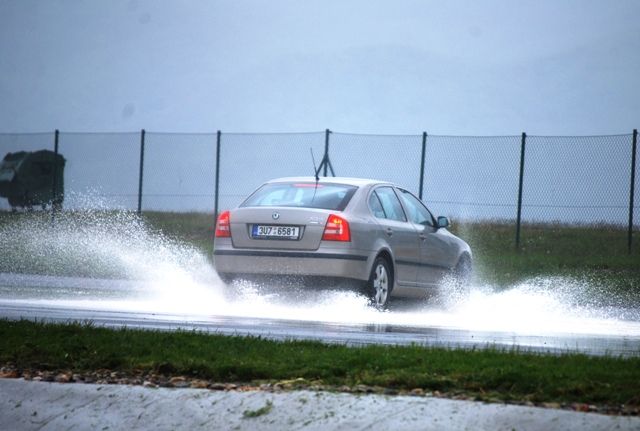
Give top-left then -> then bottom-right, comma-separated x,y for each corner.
0,129 -> 637,253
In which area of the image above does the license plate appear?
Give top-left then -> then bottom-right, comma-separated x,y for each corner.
251,225 -> 300,240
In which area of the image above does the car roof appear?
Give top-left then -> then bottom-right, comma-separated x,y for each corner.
266,176 -> 393,187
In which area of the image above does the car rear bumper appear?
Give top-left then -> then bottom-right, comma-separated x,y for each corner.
213,249 -> 371,281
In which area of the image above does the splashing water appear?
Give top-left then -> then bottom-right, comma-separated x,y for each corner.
1,208 -> 639,339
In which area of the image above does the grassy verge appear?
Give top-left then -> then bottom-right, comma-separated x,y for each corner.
449,221 -> 640,288
1,210 -> 638,280
1,320 -> 639,412
138,211 -> 640,290
141,211 -> 215,258
139,212 -> 640,288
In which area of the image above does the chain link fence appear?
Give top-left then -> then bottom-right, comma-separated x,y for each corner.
523,135 -> 632,224
143,132 -> 218,212
424,135 -> 522,222
330,133 -> 424,194
1,129 -> 638,252
58,132 -> 141,210
218,132 -> 326,211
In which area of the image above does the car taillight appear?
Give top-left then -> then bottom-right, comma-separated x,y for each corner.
215,210 -> 231,238
322,214 -> 350,242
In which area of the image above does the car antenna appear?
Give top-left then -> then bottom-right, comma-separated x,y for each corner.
310,148 -> 320,204
311,148 -> 319,183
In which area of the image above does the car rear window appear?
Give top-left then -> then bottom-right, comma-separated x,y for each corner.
240,182 -> 357,211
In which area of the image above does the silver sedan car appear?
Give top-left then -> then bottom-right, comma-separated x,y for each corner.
213,177 -> 472,308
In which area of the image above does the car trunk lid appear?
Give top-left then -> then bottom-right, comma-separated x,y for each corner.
229,207 -> 332,250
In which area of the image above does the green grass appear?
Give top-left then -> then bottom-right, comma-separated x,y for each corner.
141,211 -> 640,291
140,212 -> 640,287
137,212 -> 640,286
1,319 -> 639,407
1,210 -> 638,290
448,221 -> 640,288
141,211 -> 215,259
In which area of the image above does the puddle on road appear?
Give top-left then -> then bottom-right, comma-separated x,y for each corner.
1,209 -> 639,338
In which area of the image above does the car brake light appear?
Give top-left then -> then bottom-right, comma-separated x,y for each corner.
322,214 -> 350,241
215,210 -> 231,238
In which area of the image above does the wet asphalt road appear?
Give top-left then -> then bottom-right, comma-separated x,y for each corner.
1,272 -> 639,356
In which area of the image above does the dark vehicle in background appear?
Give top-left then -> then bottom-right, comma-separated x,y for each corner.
0,150 -> 65,210
213,177 -> 472,308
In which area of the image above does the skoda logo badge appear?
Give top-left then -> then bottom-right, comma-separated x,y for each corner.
272,212 -> 280,220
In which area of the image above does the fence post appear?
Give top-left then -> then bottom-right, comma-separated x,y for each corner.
323,129 -> 331,177
629,129 -> 638,254
515,132 -> 527,250
51,129 -> 60,221
419,132 -> 427,200
137,129 -> 145,215
214,130 -> 221,218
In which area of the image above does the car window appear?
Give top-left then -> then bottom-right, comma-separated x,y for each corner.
241,182 -> 357,211
373,187 -> 407,222
368,192 -> 386,219
398,189 -> 435,227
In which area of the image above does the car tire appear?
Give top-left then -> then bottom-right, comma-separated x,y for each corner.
451,254 -> 472,288
52,199 -> 63,212
218,273 -> 235,285
366,257 -> 393,310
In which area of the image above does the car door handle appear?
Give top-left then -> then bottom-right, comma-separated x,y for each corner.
419,233 -> 427,241
385,228 -> 393,236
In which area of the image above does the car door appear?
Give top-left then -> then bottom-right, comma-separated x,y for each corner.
368,186 -> 421,286
396,189 -> 454,287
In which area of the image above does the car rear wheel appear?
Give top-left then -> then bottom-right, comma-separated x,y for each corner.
366,257 -> 392,310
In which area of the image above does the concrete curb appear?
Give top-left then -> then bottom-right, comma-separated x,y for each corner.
1,379 -> 639,430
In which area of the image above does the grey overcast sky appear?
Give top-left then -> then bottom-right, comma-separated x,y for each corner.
0,0 -> 638,135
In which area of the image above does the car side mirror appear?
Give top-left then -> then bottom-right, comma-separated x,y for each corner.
436,216 -> 449,229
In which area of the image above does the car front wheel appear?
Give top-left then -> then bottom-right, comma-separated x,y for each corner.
451,254 -> 472,288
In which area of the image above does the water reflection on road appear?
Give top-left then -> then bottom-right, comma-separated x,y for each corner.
1,272 -> 639,357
